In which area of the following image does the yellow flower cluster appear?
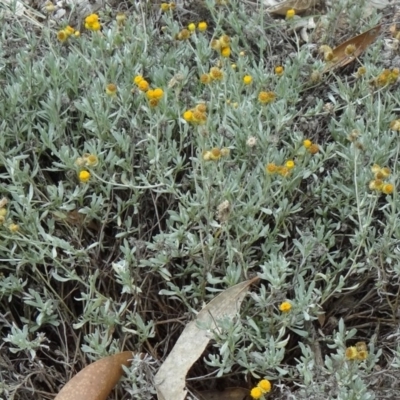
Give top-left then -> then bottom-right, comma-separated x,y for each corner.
134,75 -> 149,91
133,76 -> 164,106
183,103 -> 208,125
265,161 -> 294,177
258,91 -> 276,104
160,2 -> 176,11
303,139 -> 319,154
319,45 -> 334,62
211,34 -> 231,58
200,66 -> 224,84
57,25 -> 80,42
0,199 -> 19,232
345,342 -> 368,361
84,13 -> 101,31
188,22 -> 207,32
75,153 -> 99,168
146,88 -> 164,107
374,68 -> 399,87
250,379 -> 272,399
369,164 -> 394,194
202,147 -> 230,161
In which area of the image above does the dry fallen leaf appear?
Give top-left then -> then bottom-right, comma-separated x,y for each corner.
323,24 -> 382,72
267,0 -> 318,15
54,351 -> 133,400
155,277 -> 259,400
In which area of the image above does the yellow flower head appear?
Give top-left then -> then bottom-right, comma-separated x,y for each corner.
381,167 -> 391,178
286,8 -> 295,19
279,301 -> 292,312
116,12 -> 126,26
286,160 -> 295,169
183,110 -> 193,122
221,46 -> 231,58
177,29 -> 191,40
146,89 -> 154,99
324,51 -> 334,61
209,67 -> 223,80
133,75 -> 144,85
345,346 -> 358,360
196,103 -> 207,113
202,151 -> 212,161
319,45 -> 334,61
152,88 -> 164,100
277,166 -> 290,177
44,1 -> 55,13
160,3 -> 170,11
357,350 -> 368,360
265,163 -> 277,174
200,73 -> 212,84
371,164 -> 381,174
85,21 -> 101,31
220,147 -> 230,157
148,98 -> 160,107
0,208 -> 7,217
374,170 -> 385,180
389,68 -> 400,84
275,66 -> 284,76
382,183 -> 394,195
390,119 -> 400,131
211,39 -> 221,51
57,30 -> 68,42
210,148 -> 222,160
192,110 -> 207,124
258,379 -> 272,393
243,75 -> 253,85
79,170 -> 91,183
345,44 -> 356,56
138,80 -> 150,92
356,342 -> 367,352
219,35 -> 230,47
65,25 -> 75,36
83,154 -> 99,167
250,387 -> 263,400
356,66 -> 366,77
74,31 -> 80,37
258,91 -> 276,104
308,143 -> 319,154
85,13 -> 98,24
188,23 -> 196,32
198,21 -> 207,31
369,179 -> 384,191
303,139 -> 312,148
106,83 -> 117,96
9,223 -> 19,233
